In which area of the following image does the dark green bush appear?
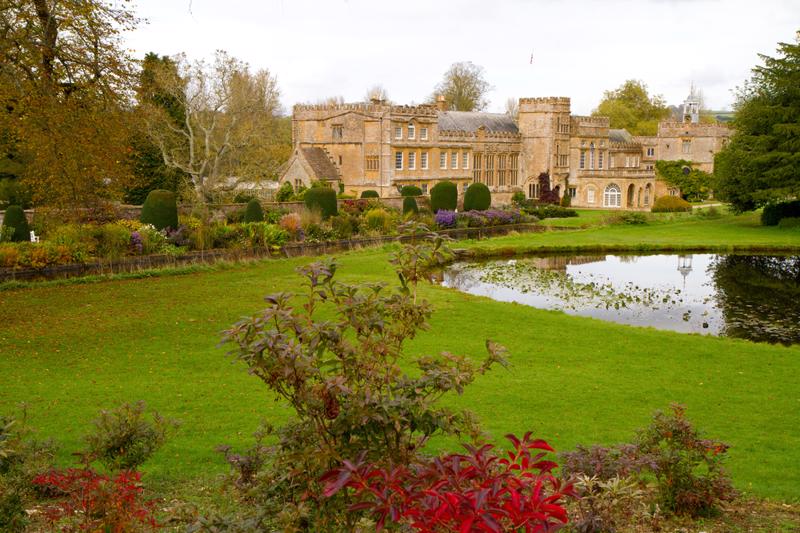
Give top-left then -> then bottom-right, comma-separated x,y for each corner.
403,196 -> 419,215
761,200 -> 800,226
430,181 -> 457,212
511,191 -> 526,207
275,182 -> 295,202
560,192 -> 572,208
524,205 -> 578,219
234,192 -> 254,204
140,190 -> 178,230
1,206 -> 29,242
777,216 -> 800,229
651,195 -> 691,213
463,182 -> 491,211
244,199 -> 265,223
304,186 -> 338,219
400,185 -> 423,197
360,190 -> 379,199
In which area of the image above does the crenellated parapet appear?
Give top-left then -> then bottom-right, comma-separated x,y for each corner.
293,102 -> 389,113
439,129 -> 522,141
657,121 -> 732,137
610,141 -> 643,151
390,104 -> 439,118
571,115 -> 610,126
519,96 -> 571,105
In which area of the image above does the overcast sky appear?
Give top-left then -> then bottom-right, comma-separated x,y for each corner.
124,0 -> 799,115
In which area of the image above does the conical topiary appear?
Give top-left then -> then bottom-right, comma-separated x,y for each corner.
304,186 -> 338,219
244,198 -> 265,222
2,205 -> 30,242
360,190 -> 379,199
400,185 -> 422,197
463,182 -> 491,211
140,189 -> 178,230
402,196 -> 419,215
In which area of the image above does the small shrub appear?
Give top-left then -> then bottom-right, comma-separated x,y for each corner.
694,205 -> 722,219
636,404 -> 736,516
92,223 -> 132,260
761,200 -> 800,226
400,185 -> 423,197
304,186 -> 338,219
570,474 -> 656,533
363,208 -> 392,233
140,190 -> 178,230
233,192 -> 254,204
561,192 -> 572,207
360,190 -> 379,199
462,182 -> 491,211
607,212 -> 648,225
778,216 -> 800,229
1,206 -> 30,242
511,191 -> 526,207
242,223 -> 289,249
429,180 -> 457,212
33,469 -> 160,532
402,196 -> 419,216
278,212 -> 302,236
330,214 -> 359,239
84,401 -> 178,472
651,195 -> 691,213
525,204 -> 578,219
322,433 -> 575,533
243,199 -> 264,223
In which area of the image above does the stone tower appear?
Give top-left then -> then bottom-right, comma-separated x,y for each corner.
517,97 -> 571,193
682,84 -> 701,124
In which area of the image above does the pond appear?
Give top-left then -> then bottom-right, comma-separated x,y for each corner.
441,254 -> 800,345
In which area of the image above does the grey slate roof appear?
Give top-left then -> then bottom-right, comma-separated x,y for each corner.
609,129 -> 634,144
301,147 -> 339,180
437,111 -> 518,133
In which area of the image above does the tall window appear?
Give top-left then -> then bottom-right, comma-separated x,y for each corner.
420,152 -> 428,170
451,151 -> 458,169
440,152 -> 447,169
332,125 -> 343,140
682,140 -> 691,154
421,183 -> 428,194
579,151 -> 586,169
603,184 -> 622,208
497,154 -> 507,186
420,127 -> 428,140
589,143 -> 595,170
408,151 -> 416,170
598,150 -> 604,169
568,187 -> 577,199
485,154 -> 494,186
395,151 -> 403,170
587,187 -> 595,204
510,154 -> 519,185
365,156 -> 379,171
408,124 -> 415,140
528,182 -> 541,199
394,126 -> 402,140
647,147 -> 655,156
462,152 -> 469,169
473,153 -> 482,183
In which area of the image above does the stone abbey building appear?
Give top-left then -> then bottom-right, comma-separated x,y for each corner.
279,89 -> 730,209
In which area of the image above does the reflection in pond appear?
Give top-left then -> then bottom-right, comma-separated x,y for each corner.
441,254 -> 800,344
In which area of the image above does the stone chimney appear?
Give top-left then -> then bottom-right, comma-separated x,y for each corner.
435,94 -> 448,112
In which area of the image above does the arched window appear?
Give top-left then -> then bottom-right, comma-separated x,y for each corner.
603,183 -> 621,207
589,143 -> 595,170
644,184 -> 652,205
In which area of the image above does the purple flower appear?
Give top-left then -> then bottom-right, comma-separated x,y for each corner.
435,210 -> 457,228
130,231 -> 143,254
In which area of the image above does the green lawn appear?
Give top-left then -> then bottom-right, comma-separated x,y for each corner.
1,212 -> 799,501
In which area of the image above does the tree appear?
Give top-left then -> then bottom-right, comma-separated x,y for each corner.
0,0 -> 139,208
592,80 -> 670,136
505,96 -> 519,119
430,61 -> 492,111
143,50 -> 285,204
363,84 -> 390,103
655,160 -> 713,202
715,36 -> 800,212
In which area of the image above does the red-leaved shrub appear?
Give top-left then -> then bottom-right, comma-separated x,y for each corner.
322,432 -> 575,532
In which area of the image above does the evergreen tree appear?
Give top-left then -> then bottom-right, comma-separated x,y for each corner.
715,36 -> 800,212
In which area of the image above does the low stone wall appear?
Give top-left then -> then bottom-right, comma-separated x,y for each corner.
0,223 -> 543,283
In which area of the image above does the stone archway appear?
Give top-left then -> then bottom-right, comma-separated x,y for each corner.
626,184 -> 635,208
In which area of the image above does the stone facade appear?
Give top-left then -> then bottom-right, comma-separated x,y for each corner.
279,90 -> 731,209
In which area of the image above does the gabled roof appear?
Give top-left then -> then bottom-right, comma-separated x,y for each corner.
300,147 -> 339,181
609,129 -> 634,144
437,111 -> 518,133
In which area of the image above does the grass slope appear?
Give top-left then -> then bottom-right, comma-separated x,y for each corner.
1,213 -> 799,500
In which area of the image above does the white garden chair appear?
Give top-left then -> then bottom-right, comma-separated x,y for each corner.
30,230 -> 40,243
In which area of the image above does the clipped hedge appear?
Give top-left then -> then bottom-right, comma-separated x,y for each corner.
430,181 -> 457,213
651,195 -> 691,213
304,186 -> 338,219
360,190 -> 379,199
400,185 -> 423,197
244,198 -> 265,223
2,205 -> 30,242
463,183 -> 491,211
140,190 -> 178,230
761,200 -> 800,226
402,196 -> 419,215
